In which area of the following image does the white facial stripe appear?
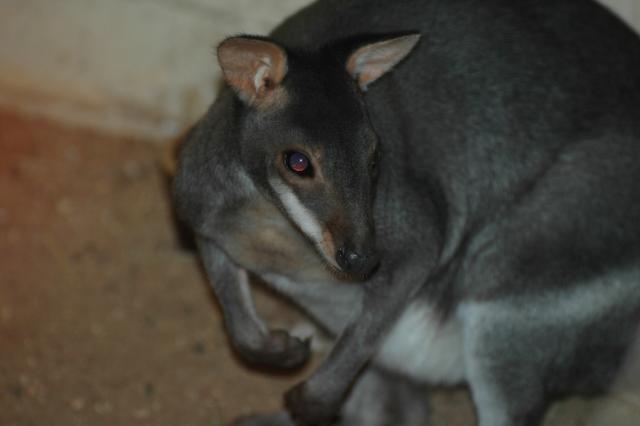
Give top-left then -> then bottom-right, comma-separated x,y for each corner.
269,177 -> 323,242
269,177 -> 338,268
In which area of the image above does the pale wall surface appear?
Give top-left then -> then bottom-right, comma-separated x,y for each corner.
0,0 -> 313,139
0,0 -> 638,140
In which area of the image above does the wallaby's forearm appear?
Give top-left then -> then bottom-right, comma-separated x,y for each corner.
198,238 -> 311,369
285,252 -> 433,425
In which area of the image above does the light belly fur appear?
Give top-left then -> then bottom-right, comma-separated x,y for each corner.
375,303 -> 466,385
222,192 -> 467,385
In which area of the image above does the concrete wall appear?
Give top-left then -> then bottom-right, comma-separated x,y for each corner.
607,0 -> 640,27
0,0 -> 638,141
0,0 -> 313,139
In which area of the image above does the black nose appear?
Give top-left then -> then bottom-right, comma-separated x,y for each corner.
336,247 -> 380,276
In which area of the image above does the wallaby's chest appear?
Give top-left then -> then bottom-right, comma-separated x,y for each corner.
216,193 -> 335,282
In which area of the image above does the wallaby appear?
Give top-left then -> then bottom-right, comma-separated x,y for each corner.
173,0 -> 640,425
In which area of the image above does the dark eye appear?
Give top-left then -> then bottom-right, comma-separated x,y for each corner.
285,151 -> 313,177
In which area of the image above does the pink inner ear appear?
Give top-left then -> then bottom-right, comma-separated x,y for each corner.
349,53 -> 398,87
346,34 -> 421,90
217,37 -> 287,103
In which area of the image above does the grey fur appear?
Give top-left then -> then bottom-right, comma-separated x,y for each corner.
173,0 -> 640,425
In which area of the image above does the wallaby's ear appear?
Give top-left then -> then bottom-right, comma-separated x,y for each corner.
217,36 -> 288,106
346,34 -> 421,91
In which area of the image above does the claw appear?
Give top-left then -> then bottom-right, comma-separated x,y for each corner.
285,382 -> 342,426
235,329 -> 311,370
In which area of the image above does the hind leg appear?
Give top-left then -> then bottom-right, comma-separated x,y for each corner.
461,272 -> 640,426
465,351 -> 546,426
234,367 -> 430,426
338,367 -> 430,426
462,302 -> 550,426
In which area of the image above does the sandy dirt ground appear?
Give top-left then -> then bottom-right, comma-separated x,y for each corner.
0,109 -> 638,426
0,109 -> 323,426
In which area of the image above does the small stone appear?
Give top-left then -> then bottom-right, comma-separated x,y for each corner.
122,161 -> 144,181
133,408 -> 151,419
93,401 -> 113,414
56,198 -> 73,215
9,384 -> 23,399
26,357 -> 37,368
143,315 -> 155,327
64,146 -> 80,163
90,324 -> 104,336
192,341 -> 206,354
110,308 -> 125,320
1,307 -> 12,322
70,397 -> 85,411
144,383 -> 155,397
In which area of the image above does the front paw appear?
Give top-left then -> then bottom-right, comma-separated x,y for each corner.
234,411 -> 295,426
236,329 -> 311,370
285,382 -> 341,426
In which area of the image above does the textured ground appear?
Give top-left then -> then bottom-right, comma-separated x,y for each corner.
0,109 -> 321,426
0,109 -> 638,426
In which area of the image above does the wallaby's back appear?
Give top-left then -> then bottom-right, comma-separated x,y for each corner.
272,0 -> 640,268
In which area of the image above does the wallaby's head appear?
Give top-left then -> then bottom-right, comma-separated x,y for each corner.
216,33 -> 420,277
